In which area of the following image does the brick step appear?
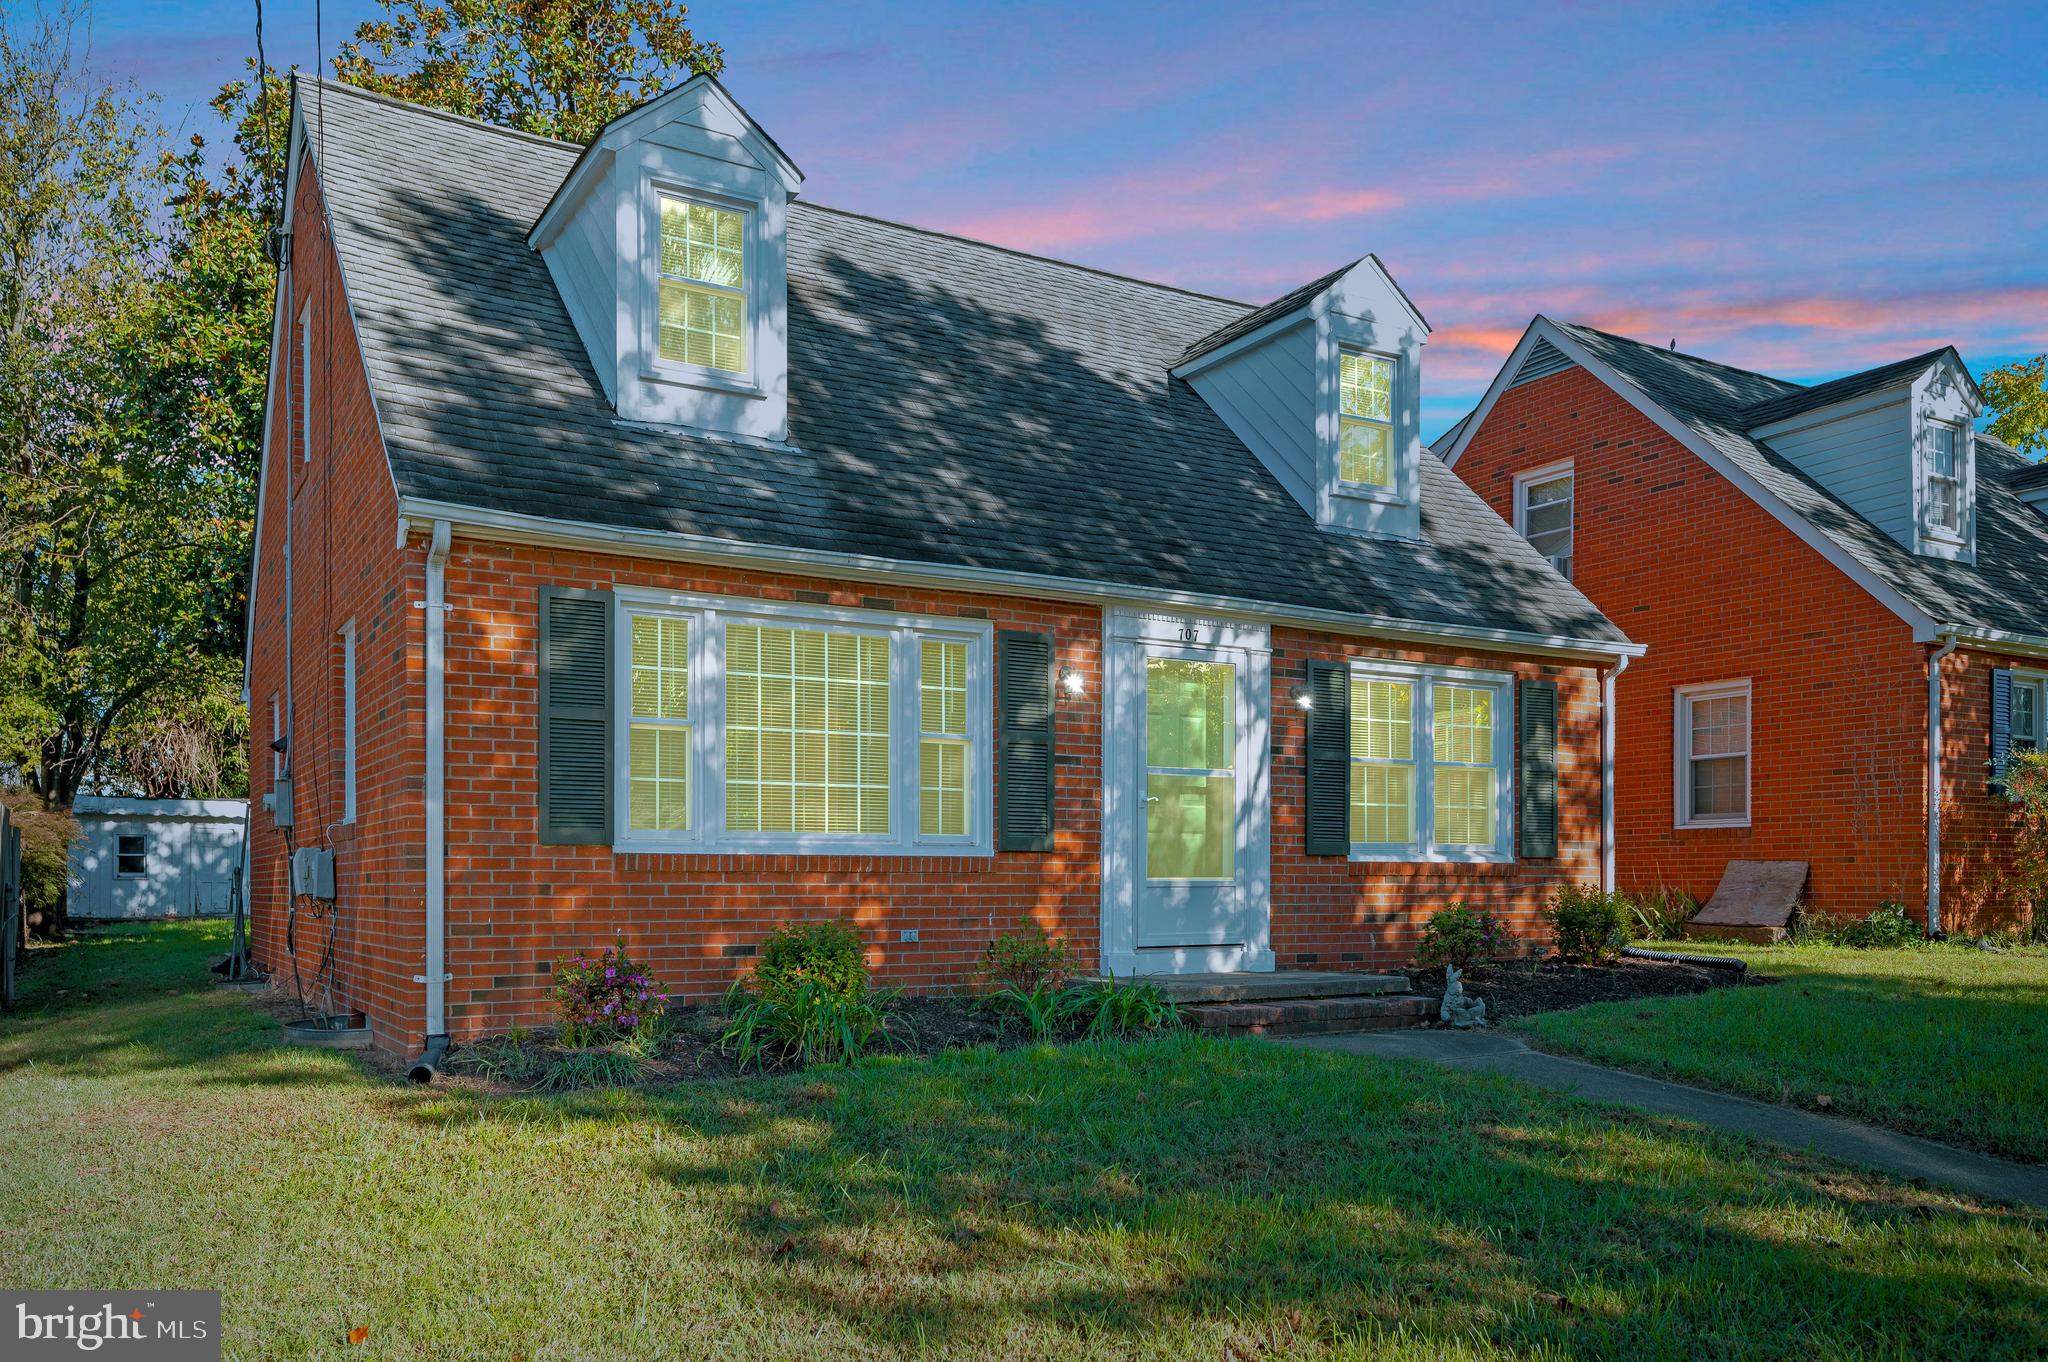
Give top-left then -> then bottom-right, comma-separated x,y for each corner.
1185,993 -> 1433,1038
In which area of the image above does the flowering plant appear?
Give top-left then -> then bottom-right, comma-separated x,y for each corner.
551,939 -> 668,1047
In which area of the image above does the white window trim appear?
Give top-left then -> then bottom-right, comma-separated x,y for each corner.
1674,679 -> 1752,830
1332,343 -> 1407,506
1513,460 -> 1575,578
610,589 -> 994,856
1922,419 -> 1966,543
2014,670 -> 2048,754
639,179 -> 764,399
270,694 -> 283,780
339,619 -> 357,824
1347,660 -> 1516,865
115,832 -> 148,879
297,298 -> 313,464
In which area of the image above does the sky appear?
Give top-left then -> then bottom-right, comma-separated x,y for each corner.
81,0 -> 2048,439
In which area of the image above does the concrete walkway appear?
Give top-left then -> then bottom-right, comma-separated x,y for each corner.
1288,1028 -> 2048,1210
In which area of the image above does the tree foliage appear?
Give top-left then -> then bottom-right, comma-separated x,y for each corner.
1982,354 -> 2048,458
332,0 -> 723,144
0,5 -> 261,805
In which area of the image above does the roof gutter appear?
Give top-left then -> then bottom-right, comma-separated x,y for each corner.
394,496 -> 1645,665
1929,624 -> 2048,662
415,521 -> 452,1066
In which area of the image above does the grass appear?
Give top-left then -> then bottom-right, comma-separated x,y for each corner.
1514,940 -> 2048,1161
0,924 -> 2043,1360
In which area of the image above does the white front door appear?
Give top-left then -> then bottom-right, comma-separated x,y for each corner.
1100,609 -> 1272,976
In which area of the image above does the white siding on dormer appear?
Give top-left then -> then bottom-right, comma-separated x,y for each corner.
1756,392 -> 1915,546
550,197 -> 619,401
1187,321 -> 1318,513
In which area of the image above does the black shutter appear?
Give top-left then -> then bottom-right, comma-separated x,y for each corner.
997,630 -> 1055,852
1304,660 -> 1350,855
1990,667 -> 2015,794
538,587 -> 613,844
1519,678 -> 1560,860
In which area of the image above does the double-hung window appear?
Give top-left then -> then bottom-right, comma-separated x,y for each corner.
615,593 -> 990,854
1516,465 -> 1575,578
2015,675 -> 2045,755
1348,663 -> 1513,861
1927,422 -> 1963,536
656,194 -> 748,376
1675,680 -> 1751,828
1338,349 -> 1396,489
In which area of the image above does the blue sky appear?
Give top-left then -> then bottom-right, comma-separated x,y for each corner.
86,0 -> 2048,437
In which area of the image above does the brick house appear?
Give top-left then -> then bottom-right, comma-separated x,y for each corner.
244,78 -> 1636,1057
1440,318 -> 2048,932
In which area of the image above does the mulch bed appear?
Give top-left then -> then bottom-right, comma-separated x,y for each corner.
1402,956 -> 1773,1023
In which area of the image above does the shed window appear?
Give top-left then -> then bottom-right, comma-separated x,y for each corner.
1338,350 -> 1395,488
1676,681 -> 1751,827
116,833 -> 147,877
657,196 -> 747,375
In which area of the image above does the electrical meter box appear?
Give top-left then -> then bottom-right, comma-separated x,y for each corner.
290,847 -> 335,901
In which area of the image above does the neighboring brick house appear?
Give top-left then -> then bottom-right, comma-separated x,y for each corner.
1441,318 -> 2048,932
244,77 -> 1636,1057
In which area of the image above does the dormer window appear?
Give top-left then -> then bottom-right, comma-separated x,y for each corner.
1927,421 -> 1962,536
657,195 -> 748,376
1338,350 -> 1395,488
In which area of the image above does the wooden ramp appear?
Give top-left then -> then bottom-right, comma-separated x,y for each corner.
1684,861 -> 1809,943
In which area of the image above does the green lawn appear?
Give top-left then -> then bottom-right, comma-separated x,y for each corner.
1514,941 -> 2048,1162
2,924 -> 2045,1360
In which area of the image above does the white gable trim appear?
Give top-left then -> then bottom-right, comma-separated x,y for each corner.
1172,256 -> 1430,381
1443,317 -> 1940,640
530,75 -> 802,252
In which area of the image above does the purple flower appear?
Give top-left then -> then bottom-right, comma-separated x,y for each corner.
604,966 -> 617,980
623,1015 -> 638,1028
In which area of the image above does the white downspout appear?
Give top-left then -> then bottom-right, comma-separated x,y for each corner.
1602,654 -> 1631,894
423,521 -> 451,1039
1926,631 -> 1961,937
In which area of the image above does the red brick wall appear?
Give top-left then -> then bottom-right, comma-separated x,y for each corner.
1940,647 -> 2040,932
251,161 -> 1610,1054
246,152 -> 426,1038
1452,365 -> 1936,917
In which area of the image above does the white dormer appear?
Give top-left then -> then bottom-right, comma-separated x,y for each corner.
1173,257 -> 1430,540
1748,349 -> 1981,564
530,76 -> 803,442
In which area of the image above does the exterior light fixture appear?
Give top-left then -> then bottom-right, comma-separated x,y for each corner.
1291,685 -> 1314,710
1058,667 -> 1085,698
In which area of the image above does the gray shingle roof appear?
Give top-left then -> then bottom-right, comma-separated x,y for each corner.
1738,347 -> 1962,429
1546,321 -> 2048,639
300,80 -> 1624,648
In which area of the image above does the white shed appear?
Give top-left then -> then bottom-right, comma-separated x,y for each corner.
68,797 -> 248,920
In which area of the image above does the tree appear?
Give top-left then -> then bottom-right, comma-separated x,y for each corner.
1983,355 -> 2048,458
332,0 -> 723,144
0,5 -> 261,805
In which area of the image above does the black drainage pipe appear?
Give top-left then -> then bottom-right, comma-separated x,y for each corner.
1623,945 -> 1747,973
407,1034 -> 450,1084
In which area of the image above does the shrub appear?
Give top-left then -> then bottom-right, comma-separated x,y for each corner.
550,940 -> 668,1048
0,791 -> 79,937
1067,978 -> 1179,1040
1413,902 -> 1512,971
1801,902 -> 1924,949
1546,885 -> 1632,964
721,976 -> 891,1071
754,919 -> 869,998
982,919 -> 1075,992
1624,886 -> 1699,942
1994,750 -> 2048,934
978,982 -> 1075,1041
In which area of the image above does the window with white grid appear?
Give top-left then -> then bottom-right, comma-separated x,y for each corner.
1675,680 -> 1751,828
627,615 -> 692,832
656,195 -> 747,375
1338,350 -> 1395,488
920,640 -> 971,839
1348,665 -> 1512,860
725,623 -> 891,836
